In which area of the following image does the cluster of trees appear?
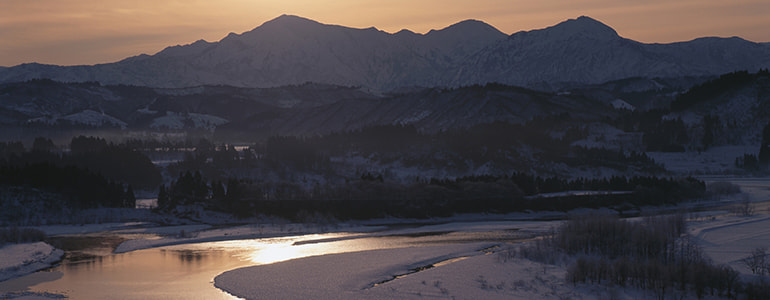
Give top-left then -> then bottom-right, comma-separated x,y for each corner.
0,136 -> 163,211
567,147 -> 663,172
616,109 -> 727,152
67,136 -> 162,188
0,226 -> 47,245
736,122 -> 770,172
0,162 -> 135,209
2,136 -> 161,189
0,141 -> 25,158
157,168 -> 705,220
508,173 -> 704,201
157,171 -> 243,214
521,214 -> 766,299
742,247 -> 770,276
670,70 -> 769,112
640,115 -> 690,152
175,120 -> 663,185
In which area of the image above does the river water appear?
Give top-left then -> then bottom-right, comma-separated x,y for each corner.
0,228 -> 525,299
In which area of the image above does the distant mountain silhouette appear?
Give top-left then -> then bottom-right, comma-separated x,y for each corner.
0,15 -> 768,90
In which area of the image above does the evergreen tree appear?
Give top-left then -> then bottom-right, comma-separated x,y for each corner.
70,136 -> 107,154
225,178 -> 242,207
702,115 -> 720,150
0,141 -> 25,159
124,185 -> 136,208
157,184 -> 171,210
212,180 -> 226,204
31,137 -> 56,152
759,122 -> 770,166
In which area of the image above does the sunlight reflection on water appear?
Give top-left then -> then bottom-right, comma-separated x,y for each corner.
168,233 -> 378,265
3,229 -> 523,299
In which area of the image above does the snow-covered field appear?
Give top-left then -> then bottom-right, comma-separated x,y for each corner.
648,145 -> 757,175
691,213 -> 770,274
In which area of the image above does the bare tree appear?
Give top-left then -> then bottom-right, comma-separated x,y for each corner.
743,247 -> 767,275
739,196 -> 755,216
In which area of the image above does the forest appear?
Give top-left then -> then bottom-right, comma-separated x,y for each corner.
0,114 -> 718,222
157,122 -> 704,219
0,136 -> 160,223
158,169 -> 704,220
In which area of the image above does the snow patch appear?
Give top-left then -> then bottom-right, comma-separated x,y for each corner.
61,110 -> 127,128
611,99 -> 635,111
150,112 -> 228,130
27,110 -> 127,128
214,243 -> 490,299
0,242 -> 64,282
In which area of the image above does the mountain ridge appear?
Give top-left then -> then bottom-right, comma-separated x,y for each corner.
0,15 -> 768,90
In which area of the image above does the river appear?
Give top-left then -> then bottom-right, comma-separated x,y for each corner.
0,227 -> 525,299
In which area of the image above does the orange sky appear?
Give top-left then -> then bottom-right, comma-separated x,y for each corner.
1,0 -> 769,67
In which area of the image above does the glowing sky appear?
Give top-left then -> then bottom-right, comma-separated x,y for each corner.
1,0 -> 769,67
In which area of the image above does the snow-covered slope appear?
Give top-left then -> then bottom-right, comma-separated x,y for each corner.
0,15 -> 767,90
149,112 -> 228,130
0,15 -> 505,90
28,110 -> 127,128
456,16 -> 770,89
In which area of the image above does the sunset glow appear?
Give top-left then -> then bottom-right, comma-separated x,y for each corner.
1,0 -> 769,66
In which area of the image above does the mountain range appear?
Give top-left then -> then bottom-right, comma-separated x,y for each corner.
1,15 -> 769,91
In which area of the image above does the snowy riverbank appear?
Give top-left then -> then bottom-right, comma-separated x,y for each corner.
0,242 -> 63,282
211,198 -> 770,300
214,242 -> 661,300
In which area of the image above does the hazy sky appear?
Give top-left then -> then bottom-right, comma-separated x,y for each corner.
1,0 -> 769,67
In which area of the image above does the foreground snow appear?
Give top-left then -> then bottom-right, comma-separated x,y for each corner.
0,242 -> 63,282
215,243 -> 661,300
212,198 -> 770,300
691,213 -> 770,273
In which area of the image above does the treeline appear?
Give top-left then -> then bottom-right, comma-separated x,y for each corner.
736,122 -> 770,172
566,147 -> 663,172
177,120 -> 662,179
158,170 -> 704,220
122,137 -> 212,151
0,136 -> 161,188
0,162 -> 135,209
519,214 -> 765,299
508,172 -> 703,200
0,136 -> 164,211
671,69 -> 770,112
615,109 -> 726,152
0,226 -> 47,245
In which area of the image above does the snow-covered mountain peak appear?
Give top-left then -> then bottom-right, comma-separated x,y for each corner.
519,15 -> 620,42
261,14 -> 323,28
394,29 -> 418,36
0,15 -> 767,90
233,14 -> 379,45
155,38 -> 214,57
427,19 -> 504,37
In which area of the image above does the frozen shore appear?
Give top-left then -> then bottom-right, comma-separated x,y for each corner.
212,201 -> 770,300
0,242 -> 64,282
214,242 -> 660,300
